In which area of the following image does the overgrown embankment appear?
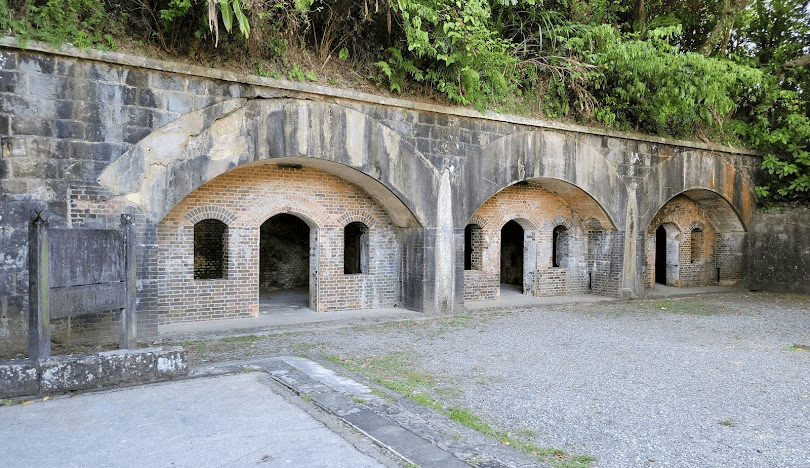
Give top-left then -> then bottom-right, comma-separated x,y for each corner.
2,0 -> 808,202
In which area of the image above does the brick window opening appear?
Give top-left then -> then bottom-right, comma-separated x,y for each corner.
690,228 -> 703,263
500,220 -> 524,287
464,224 -> 483,270
552,225 -> 569,268
194,219 -> 227,280
260,214 -> 310,289
344,222 -> 369,274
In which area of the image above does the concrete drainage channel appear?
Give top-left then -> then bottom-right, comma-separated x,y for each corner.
192,357 -> 546,468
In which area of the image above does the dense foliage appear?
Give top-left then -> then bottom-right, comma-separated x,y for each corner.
1,0 -> 808,202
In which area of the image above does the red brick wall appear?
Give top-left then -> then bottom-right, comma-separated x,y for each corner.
644,195 -> 719,289
155,164 -> 400,324
463,183 -> 593,300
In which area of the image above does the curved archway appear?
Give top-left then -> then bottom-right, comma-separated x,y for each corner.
455,131 -> 626,230
637,151 -> 754,232
98,99 -> 436,227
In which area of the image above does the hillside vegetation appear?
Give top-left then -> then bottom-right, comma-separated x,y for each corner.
1,0 -> 809,203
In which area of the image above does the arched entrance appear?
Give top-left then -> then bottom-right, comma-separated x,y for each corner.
501,220 -> 524,292
655,225 -> 667,284
260,213 -> 313,311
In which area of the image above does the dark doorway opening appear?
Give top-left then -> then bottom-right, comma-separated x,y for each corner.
655,225 -> 666,284
500,220 -> 524,290
464,224 -> 482,271
260,213 -> 310,312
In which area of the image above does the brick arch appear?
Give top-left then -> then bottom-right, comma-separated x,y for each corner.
98,99 -> 435,228
548,215 -> 573,231
245,198 -> 328,230
336,212 -> 377,230
637,152 -> 753,233
185,206 -> 237,225
456,131 -> 625,230
466,215 -> 488,230
495,215 -> 537,232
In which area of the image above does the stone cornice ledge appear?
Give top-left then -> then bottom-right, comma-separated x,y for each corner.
1,36 -> 758,156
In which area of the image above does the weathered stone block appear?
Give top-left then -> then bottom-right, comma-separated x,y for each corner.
54,120 -> 86,140
11,117 -> 52,137
166,91 -> 193,113
1,94 -> 38,117
28,73 -> 65,100
138,89 -> 163,109
86,62 -> 124,83
0,50 -> 17,70
155,347 -> 188,379
0,360 -> 39,398
74,101 -> 103,124
39,355 -> 100,392
123,126 -> 151,144
150,74 -> 186,92
98,349 -> 157,385
0,70 -> 25,93
124,69 -> 148,87
17,52 -> 54,74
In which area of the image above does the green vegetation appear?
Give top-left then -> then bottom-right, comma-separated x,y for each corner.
0,398 -> 16,406
331,351 -> 595,467
718,419 -> 735,427
1,0 -> 808,203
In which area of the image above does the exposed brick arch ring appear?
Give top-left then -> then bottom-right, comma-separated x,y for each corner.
185,206 -> 237,225
336,212 -> 377,230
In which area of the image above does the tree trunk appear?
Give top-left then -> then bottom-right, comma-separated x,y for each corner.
700,0 -> 752,56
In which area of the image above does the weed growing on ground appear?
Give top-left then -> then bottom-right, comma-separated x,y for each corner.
212,334 -> 262,352
789,344 -> 810,351
0,399 -> 15,406
718,419 -> 735,427
300,393 -> 311,402
331,351 -> 596,468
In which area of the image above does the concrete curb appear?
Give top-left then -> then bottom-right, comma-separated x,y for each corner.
0,347 -> 187,398
191,357 -> 547,468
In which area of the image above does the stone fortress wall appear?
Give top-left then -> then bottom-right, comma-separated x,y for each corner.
2,38 -> 803,355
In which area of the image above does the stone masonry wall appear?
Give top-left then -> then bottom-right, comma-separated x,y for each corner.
0,41 -> 768,356
744,208 -> 810,294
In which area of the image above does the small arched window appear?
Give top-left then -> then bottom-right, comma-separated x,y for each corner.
690,228 -> 704,263
344,222 -> 369,274
552,225 -> 569,268
194,219 -> 227,279
464,224 -> 483,270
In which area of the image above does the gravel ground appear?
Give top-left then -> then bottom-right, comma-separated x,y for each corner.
180,292 -> 810,468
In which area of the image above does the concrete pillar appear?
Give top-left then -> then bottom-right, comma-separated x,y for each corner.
28,211 -> 51,361
622,182 -> 640,297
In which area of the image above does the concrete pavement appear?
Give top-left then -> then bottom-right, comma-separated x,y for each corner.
0,370 -> 390,468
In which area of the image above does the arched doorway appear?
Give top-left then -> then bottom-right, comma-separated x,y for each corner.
260,213 -> 312,311
655,225 -> 667,284
501,220 -> 524,292
654,223 -> 681,287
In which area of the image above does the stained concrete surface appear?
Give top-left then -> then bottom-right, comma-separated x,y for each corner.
0,372 -> 387,468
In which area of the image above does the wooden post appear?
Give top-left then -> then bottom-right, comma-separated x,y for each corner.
120,214 -> 137,349
28,210 -> 50,361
